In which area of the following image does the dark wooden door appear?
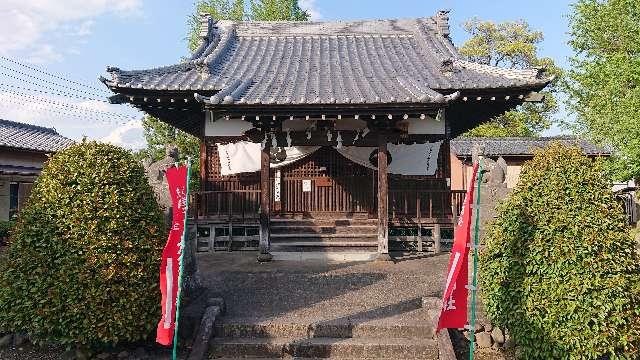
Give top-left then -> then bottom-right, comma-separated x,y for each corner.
275,147 -> 376,216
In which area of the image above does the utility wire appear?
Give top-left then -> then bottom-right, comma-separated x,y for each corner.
0,56 -> 110,94
0,96 -> 131,125
2,90 -> 139,121
0,64 -> 106,98
0,79 -> 107,102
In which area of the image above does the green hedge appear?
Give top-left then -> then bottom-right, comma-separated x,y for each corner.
479,144 -> 640,359
0,141 -> 165,348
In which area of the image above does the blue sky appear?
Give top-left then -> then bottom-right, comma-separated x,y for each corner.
0,0 -> 575,147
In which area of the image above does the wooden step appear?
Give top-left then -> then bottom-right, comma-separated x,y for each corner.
270,225 -> 376,235
271,233 -> 377,239
271,241 -> 376,248
270,218 -> 378,227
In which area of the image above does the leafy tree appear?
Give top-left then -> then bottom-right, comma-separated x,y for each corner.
250,0 -> 309,21
565,0 -> 640,181
187,0 -> 245,52
459,18 -> 562,137
480,144 -> 640,359
187,0 -> 309,52
0,141 -> 165,349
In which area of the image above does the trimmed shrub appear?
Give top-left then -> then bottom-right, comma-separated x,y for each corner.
0,141 -> 165,348
479,144 -> 640,359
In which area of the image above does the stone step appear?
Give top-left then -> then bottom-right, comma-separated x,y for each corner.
214,322 -> 435,339
270,225 -> 376,235
209,336 -> 438,359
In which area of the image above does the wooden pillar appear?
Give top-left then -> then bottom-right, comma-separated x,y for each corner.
433,224 -> 441,254
199,140 -> 207,218
258,143 -> 273,262
377,138 -> 391,261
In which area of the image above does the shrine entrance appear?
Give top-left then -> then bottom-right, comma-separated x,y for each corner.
273,147 -> 376,218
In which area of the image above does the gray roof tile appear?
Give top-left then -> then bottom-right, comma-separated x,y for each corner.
103,12 -> 551,106
0,119 -> 74,153
450,136 -> 611,157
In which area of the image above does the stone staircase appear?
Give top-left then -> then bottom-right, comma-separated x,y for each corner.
210,319 -> 439,359
269,218 -> 379,261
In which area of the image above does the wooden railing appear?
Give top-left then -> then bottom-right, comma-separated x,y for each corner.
389,189 -> 467,220
191,189 -> 466,221
191,190 -> 261,220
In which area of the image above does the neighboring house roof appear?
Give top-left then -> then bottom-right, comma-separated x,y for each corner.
0,119 -> 74,153
102,11 -> 552,106
450,136 -> 611,157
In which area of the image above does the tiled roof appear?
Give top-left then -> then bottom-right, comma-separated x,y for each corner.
0,119 -> 74,153
450,136 -> 611,157
102,11 -> 551,106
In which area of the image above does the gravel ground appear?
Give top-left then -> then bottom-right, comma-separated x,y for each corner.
198,252 -> 450,325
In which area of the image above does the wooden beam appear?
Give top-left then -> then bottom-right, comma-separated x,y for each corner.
258,143 -> 272,262
199,140 -> 207,218
377,136 -> 391,261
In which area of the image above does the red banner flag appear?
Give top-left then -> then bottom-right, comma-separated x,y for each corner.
436,163 -> 479,332
156,166 -> 188,346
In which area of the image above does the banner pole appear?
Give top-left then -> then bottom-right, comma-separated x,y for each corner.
172,157 -> 192,360
468,161 -> 484,360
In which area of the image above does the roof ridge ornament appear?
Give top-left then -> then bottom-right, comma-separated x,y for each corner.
435,10 -> 451,38
199,12 -> 214,41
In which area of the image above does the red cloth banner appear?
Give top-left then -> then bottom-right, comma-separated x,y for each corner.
156,166 -> 188,346
436,163 -> 479,332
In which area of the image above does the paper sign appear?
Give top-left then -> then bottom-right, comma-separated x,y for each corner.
302,179 -> 312,192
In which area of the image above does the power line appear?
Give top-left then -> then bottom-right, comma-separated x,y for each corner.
0,56 -> 110,94
0,64 -> 106,98
0,96 -> 132,125
2,89 -> 139,121
0,78 -> 107,102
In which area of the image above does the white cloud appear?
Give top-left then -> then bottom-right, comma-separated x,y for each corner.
25,44 -> 64,64
299,0 -> 322,20
0,0 -> 142,62
100,120 -> 145,149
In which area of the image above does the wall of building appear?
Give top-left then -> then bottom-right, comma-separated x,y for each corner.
450,152 -> 467,191
0,150 -> 46,221
0,150 -> 48,169
451,155 -> 529,191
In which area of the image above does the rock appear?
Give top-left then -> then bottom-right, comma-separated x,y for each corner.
475,332 -> 493,349
207,297 -> 226,314
504,338 -> 516,350
463,330 -> 471,340
484,323 -> 493,332
134,347 -> 148,359
62,349 -> 76,360
75,348 -> 88,360
491,342 -> 501,350
473,323 -> 484,333
117,350 -> 130,359
491,327 -> 505,344
96,353 -> 111,359
0,334 -> 13,348
13,333 -> 27,347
